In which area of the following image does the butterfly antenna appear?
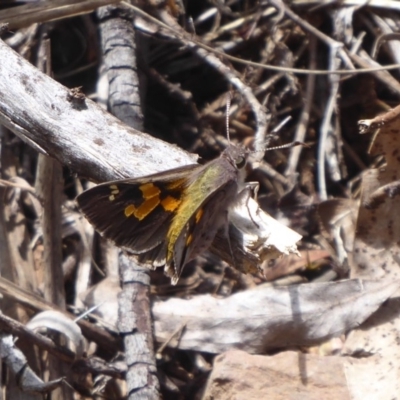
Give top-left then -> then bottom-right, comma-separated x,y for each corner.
253,115 -> 292,153
250,116 -> 310,153
263,141 -> 309,152
225,92 -> 232,142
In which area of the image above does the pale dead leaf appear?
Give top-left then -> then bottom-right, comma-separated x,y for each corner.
342,297 -> 400,400
337,104 -> 400,400
212,195 -> 302,275
153,278 -> 399,353
262,249 -> 330,281
352,106 -> 400,280
26,310 -> 87,359
318,198 -> 358,265
80,276 -> 120,330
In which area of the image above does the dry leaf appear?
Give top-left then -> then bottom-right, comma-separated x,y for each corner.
342,297 -> 400,400
318,198 -> 357,265
27,310 -> 87,359
153,278 -> 399,353
352,106 -> 400,280
262,249 -> 329,281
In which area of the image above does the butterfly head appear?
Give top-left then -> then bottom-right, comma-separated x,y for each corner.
222,144 -> 248,170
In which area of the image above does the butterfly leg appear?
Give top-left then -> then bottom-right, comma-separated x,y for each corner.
220,210 -> 237,268
239,182 -> 260,228
246,181 -> 259,201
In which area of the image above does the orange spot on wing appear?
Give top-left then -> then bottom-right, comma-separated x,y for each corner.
195,208 -> 203,223
135,197 -> 160,220
139,183 -> 160,199
186,234 -> 193,245
161,196 -> 181,212
167,178 -> 186,190
124,204 -> 136,217
125,197 -> 160,220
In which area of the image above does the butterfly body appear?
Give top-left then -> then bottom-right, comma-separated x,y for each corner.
77,144 -> 247,283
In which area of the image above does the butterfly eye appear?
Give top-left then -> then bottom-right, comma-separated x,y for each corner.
235,156 -> 246,169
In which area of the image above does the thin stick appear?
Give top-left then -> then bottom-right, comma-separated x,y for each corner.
285,36 -> 316,177
125,2 -> 400,76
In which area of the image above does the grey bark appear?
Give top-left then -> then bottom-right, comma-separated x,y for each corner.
97,6 -> 160,398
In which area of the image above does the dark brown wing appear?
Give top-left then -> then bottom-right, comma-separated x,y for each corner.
76,164 -> 200,256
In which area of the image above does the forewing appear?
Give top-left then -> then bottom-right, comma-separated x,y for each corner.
77,164 -> 200,255
165,158 -> 239,282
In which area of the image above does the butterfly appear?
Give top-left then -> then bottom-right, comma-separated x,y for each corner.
77,144 -> 250,284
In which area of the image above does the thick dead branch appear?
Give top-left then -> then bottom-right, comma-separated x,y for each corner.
0,333 -> 64,394
35,36 -> 71,399
0,0 -> 122,30
118,254 -> 160,399
35,37 -> 66,309
0,38 -> 196,183
98,6 -> 159,397
98,6 -> 144,130
0,311 -> 76,363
